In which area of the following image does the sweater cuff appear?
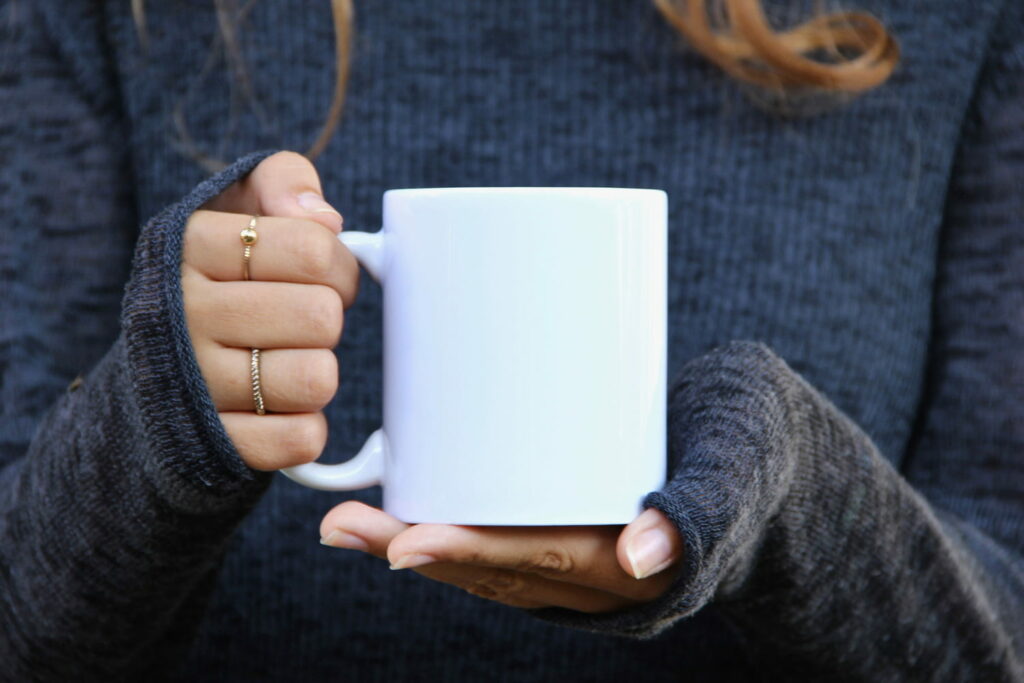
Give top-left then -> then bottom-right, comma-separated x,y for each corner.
122,150 -> 278,511
532,341 -> 802,638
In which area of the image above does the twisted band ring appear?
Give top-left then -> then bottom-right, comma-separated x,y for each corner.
250,348 -> 266,415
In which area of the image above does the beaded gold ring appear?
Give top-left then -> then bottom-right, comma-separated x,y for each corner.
240,215 -> 259,281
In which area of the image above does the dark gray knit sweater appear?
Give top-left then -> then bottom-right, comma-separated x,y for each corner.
1,0 -> 1022,680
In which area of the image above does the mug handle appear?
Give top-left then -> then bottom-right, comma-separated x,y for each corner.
279,230 -> 388,491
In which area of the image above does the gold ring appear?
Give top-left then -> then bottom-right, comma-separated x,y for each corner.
240,215 -> 259,280
250,348 -> 266,415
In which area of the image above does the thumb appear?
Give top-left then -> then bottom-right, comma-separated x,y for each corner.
616,508 -> 682,580
208,150 -> 344,234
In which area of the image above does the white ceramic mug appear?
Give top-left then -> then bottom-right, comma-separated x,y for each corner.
281,187 -> 668,525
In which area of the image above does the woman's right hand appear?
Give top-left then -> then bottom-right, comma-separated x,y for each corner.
181,151 -> 360,471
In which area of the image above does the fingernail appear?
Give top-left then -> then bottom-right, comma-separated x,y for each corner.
320,530 -> 369,551
297,191 -> 344,220
625,527 -> 674,579
389,553 -> 436,570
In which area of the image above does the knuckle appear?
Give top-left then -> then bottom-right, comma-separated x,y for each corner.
469,569 -> 526,602
283,414 -> 328,464
521,548 -> 574,575
294,229 -> 336,283
297,351 -> 339,408
300,288 -> 344,343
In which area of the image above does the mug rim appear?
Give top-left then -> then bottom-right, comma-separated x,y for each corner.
384,186 -> 666,198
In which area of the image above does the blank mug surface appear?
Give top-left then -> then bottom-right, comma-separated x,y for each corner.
284,187 -> 668,525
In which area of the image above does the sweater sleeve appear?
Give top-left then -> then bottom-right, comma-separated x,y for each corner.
535,7 -> 1024,681
0,4 -> 277,679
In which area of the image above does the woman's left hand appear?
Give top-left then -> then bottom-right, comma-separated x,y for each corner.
319,501 -> 683,613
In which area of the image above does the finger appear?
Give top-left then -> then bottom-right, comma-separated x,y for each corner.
383,524 -> 671,602
617,508 -> 684,580
185,277 -> 343,349
204,150 -> 344,233
201,347 -> 338,413
384,524 -> 618,579
220,411 -> 327,471
184,211 -> 358,307
411,563 -> 637,613
319,501 -> 410,558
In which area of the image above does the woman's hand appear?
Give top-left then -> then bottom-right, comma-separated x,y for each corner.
182,151 -> 359,471
319,501 -> 683,613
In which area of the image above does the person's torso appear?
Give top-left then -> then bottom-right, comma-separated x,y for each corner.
85,0 -> 1005,678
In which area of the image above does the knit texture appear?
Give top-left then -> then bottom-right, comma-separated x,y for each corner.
0,153 -> 275,681
1,0 -> 1022,681
539,342 -> 1023,680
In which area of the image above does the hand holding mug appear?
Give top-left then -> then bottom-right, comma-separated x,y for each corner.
284,186 -> 669,525
308,184 -> 680,613
319,502 -> 683,613
181,151 -> 358,471
181,155 -> 682,612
